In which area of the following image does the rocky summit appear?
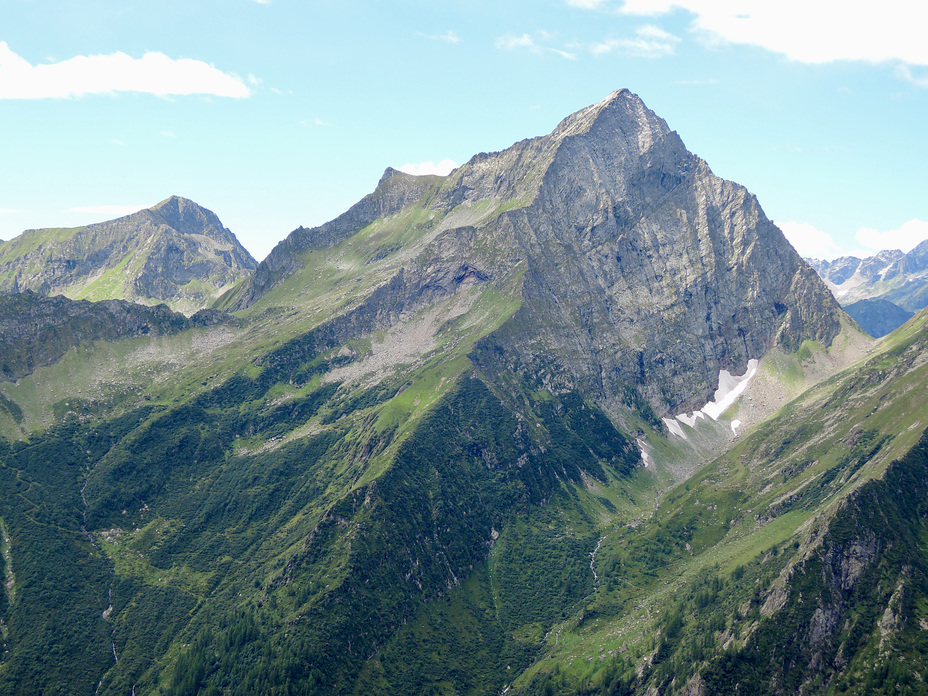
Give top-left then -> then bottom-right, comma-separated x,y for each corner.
2,91 -> 926,696
0,196 -> 256,314
227,89 -> 842,417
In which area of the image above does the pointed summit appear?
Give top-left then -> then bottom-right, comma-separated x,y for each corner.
548,88 -> 671,150
226,90 -> 843,418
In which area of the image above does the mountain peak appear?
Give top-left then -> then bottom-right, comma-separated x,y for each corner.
152,193 -> 192,207
548,89 -> 672,154
227,90 -> 842,418
0,196 -> 256,313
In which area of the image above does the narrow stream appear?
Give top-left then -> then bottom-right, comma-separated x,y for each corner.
82,466 -> 120,695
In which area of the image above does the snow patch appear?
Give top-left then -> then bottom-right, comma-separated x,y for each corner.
663,417 -> 687,439
664,359 -> 758,439
637,437 -> 652,468
677,411 -> 706,428
701,359 -> 758,420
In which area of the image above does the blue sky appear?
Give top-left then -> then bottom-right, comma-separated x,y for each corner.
1,0 -> 926,261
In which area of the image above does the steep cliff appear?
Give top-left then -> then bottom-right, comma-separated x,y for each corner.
0,91 -> 881,696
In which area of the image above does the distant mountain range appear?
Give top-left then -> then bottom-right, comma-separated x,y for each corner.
0,91 -> 926,696
807,241 -> 928,336
0,196 -> 256,314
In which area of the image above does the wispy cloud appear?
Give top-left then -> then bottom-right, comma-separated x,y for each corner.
495,32 -> 576,59
420,30 -> 462,44
160,130 -> 176,138
299,117 -> 331,127
0,41 -> 251,99
68,204 -> 148,217
615,0 -> 928,66
896,65 -> 928,88
398,159 -> 458,176
591,24 -> 680,58
777,220 -> 841,259
856,219 -> 928,253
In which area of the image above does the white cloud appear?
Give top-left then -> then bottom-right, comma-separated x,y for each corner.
160,130 -> 176,138
591,24 -> 680,58
398,159 -> 459,177
299,117 -> 331,127
566,0 -> 612,7
856,219 -> 928,253
110,139 -> 126,146
0,208 -> 21,214
777,220 -> 841,259
69,205 -> 148,217
495,33 -> 576,59
0,41 -> 251,99
496,33 -> 538,51
615,0 -> 928,66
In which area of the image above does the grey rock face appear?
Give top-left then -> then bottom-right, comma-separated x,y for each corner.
472,92 -> 840,414
0,196 -> 257,313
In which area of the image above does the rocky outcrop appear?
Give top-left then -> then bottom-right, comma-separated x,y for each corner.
0,292 -> 231,381
0,196 -> 257,314
700,429 -> 928,695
